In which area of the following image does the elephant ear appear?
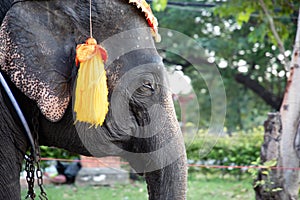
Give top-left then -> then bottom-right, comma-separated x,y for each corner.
0,3 -> 75,122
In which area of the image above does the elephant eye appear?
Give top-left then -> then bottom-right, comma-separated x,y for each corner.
137,81 -> 155,96
143,82 -> 154,90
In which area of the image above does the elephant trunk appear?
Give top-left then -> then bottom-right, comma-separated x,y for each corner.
125,139 -> 187,200
124,92 -> 188,200
145,154 -> 187,200
141,88 -> 187,199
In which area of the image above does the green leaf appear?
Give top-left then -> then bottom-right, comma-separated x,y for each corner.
248,23 -> 268,43
272,188 -> 283,192
254,180 -> 265,187
264,159 -> 277,167
152,0 -> 168,12
261,170 -> 269,175
236,11 -> 251,26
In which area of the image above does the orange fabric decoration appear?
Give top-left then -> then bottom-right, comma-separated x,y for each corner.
129,0 -> 161,42
74,37 -> 109,127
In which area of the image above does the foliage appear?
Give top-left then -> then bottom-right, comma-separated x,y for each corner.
214,0 -> 296,45
39,146 -> 79,168
152,0 -> 168,12
40,146 -> 79,160
153,0 -> 300,131
23,146 -> 79,170
248,158 -> 282,193
186,127 -> 264,178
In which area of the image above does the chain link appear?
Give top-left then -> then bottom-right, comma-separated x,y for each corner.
25,154 -> 36,200
36,161 -> 48,200
24,107 -> 48,200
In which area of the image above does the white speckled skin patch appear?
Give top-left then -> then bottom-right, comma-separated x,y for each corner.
0,18 -> 70,122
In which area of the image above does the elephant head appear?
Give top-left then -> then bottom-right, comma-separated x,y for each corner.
0,0 -> 187,199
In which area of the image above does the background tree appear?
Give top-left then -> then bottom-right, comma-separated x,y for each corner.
152,0 -> 299,131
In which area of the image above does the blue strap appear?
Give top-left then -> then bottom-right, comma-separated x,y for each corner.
0,72 -> 36,160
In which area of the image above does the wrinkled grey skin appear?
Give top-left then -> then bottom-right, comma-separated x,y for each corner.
0,0 -> 187,200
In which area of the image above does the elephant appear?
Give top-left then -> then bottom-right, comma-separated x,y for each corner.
0,0 -> 187,199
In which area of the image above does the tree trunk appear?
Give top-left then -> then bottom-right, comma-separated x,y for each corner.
254,113 -> 283,200
255,8 -> 300,200
278,8 -> 300,200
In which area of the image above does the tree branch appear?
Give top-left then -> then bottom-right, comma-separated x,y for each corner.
235,73 -> 283,110
259,0 -> 290,68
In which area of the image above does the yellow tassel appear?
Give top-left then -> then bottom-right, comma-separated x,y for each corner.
74,37 -> 109,127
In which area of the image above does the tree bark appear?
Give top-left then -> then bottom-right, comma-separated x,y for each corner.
278,9 -> 300,197
254,113 -> 283,200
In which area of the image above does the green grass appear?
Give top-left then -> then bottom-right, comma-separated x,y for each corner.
21,174 -> 255,200
187,174 -> 254,200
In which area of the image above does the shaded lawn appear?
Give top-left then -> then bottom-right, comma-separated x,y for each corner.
21,175 -> 255,200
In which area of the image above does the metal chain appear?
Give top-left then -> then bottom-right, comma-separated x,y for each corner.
25,154 -> 36,200
24,107 -> 48,200
32,107 -> 48,200
36,161 -> 48,200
